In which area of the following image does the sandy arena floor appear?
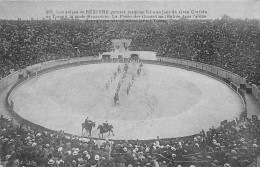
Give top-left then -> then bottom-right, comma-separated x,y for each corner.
9,63 -> 244,140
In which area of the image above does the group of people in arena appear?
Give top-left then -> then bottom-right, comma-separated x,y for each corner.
1,114 -> 259,167
0,19 -> 259,86
85,117 -> 109,132
106,61 -> 142,104
105,70 -> 118,89
113,63 -> 129,103
126,61 -> 143,95
114,60 -> 143,100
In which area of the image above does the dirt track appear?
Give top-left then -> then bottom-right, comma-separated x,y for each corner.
9,63 -> 243,140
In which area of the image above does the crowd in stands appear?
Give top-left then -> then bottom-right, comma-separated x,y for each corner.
0,113 -> 259,167
129,19 -> 260,86
0,19 -> 260,86
0,18 -> 260,167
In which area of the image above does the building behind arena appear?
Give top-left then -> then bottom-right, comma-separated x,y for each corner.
99,39 -> 157,61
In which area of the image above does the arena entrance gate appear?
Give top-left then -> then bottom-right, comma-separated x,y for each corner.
118,55 -> 123,62
131,54 -> 139,62
102,55 -> 111,62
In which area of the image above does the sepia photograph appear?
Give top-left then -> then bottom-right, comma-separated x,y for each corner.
0,0 -> 260,167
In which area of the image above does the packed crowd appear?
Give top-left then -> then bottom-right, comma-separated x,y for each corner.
1,113 -> 259,167
0,19 -> 259,167
0,19 -> 259,86
129,19 -> 260,86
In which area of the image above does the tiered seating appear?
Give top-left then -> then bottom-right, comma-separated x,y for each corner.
0,114 -> 259,167
1,20 -> 259,86
1,19 -> 259,166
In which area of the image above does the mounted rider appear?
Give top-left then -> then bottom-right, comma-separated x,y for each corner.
103,121 -> 109,130
85,117 -> 91,125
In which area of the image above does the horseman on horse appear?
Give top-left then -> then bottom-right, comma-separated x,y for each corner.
97,121 -> 114,138
82,117 -> 95,136
103,121 -> 109,128
85,117 -> 90,124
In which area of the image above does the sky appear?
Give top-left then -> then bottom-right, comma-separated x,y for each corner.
0,0 -> 259,20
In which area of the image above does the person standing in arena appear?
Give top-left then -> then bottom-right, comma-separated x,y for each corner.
118,65 -> 121,74
126,85 -> 130,96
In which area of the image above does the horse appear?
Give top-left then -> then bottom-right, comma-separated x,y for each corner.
81,121 -> 95,136
97,124 -> 114,138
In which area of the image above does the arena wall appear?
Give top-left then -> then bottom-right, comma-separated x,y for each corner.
145,58 -> 248,115
0,56 -> 259,141
158,57 -> 260,115
100,51 -> 157,60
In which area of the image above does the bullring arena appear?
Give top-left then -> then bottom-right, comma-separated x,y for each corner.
7,57 -> 244,140
1,5 -> 260,166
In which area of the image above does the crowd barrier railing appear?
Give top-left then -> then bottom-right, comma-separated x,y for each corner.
140,59 -> 250,136
147,58 -> 249,122
160,57 -> 260,109
0,56 -> 259,142
2,56 -> 105,139
140,59 -> 248,122
0,56 -> 99,91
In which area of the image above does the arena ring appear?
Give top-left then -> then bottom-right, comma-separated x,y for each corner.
5,57 -> 247,141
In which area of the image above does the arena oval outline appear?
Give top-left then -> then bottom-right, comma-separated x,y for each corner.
5,57 -> 247,141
